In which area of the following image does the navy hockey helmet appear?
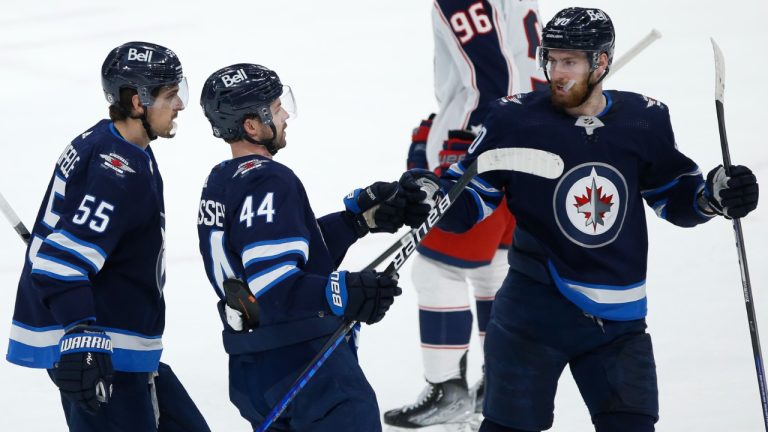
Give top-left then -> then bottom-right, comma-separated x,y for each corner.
539,7 -> 615,74
200,63 -> 293,143
101,41 -> 187,107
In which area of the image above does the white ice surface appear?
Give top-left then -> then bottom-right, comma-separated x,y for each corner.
1,1 -> 767,430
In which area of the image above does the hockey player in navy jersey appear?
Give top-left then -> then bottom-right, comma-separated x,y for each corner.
5,42 -> 209,432
402,7 -> 759,432
198,63 -> 409,431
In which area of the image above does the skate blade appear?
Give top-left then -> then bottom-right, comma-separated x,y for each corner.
385,415 -> 482,432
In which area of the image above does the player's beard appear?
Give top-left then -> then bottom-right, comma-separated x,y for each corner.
550,77 -> 590,109
273,124 -> 287,151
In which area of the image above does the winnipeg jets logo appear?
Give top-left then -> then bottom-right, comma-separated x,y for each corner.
156,213 -> 166,295
232,159 -> 265,178
99,153 -> 135,176
553,163 -> 628,248
573,174 -> 614,231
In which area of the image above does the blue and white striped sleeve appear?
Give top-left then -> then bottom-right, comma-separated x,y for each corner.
227,176 -> 331,324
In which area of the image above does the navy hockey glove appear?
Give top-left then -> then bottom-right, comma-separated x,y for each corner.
344,181 -> 406,237
397,169 -> 444,228
51,324 -> 114,414
436,129 -> 474,177
223,278 -> 261,331
325,270 -> 402,324
407,114 -> 435,170
703,165 -> 759,219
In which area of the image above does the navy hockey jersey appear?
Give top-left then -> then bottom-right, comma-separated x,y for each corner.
439,91 -> 714,320
197,155 -> 359,352
6,120 -> 166,372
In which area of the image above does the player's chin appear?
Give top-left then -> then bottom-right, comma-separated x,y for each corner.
157,123 -> 178,139
551,92 -> 583,109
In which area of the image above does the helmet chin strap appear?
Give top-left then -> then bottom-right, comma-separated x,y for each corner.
243,122 -> 279,155
139,111 -> 158,141
578,65 -> 610,107
124,105 -> 157,141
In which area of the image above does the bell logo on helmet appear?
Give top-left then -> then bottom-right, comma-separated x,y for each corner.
127,48 -> 153,63
586,10 -> 608,21
221,69 -> 247,88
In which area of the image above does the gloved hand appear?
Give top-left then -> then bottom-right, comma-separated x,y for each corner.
397,169 -> 444,228
407,114 -> 436,170
344,181 -> 406,237
222,278 -> 261,331
51,324 -> 114,414
436,129 -> 475,176
703,164 -> 759,219
325,270 -> 402,324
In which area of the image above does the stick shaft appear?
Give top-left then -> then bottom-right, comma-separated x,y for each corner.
610,29 -> 662,76
712,38 -> 768,430
0,192 -> 30,244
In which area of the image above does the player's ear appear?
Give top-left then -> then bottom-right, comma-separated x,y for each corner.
594,52 -> 610,81
598,53 -> 609,72
242,117 -> 262,138
131,94 -> 144,116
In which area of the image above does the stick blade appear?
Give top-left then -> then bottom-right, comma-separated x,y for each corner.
477,148 -> 564,179
711,38 -> 725,103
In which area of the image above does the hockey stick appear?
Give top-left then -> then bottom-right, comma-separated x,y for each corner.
363,29 -> 663,272
609,29 -> 662,76
255,148 -> 564,431
711,39 -> 768,430
0,191 -> 30,244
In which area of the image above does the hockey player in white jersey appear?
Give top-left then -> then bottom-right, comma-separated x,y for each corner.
384,1 -> 546,429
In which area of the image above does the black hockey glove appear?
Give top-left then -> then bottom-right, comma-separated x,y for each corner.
344,181 -> 406,237
221,278 -> 261,331
325,270 -> 402,324
397,169 -> 444,228
51,324 -> 114,414
702,164 -> 759,219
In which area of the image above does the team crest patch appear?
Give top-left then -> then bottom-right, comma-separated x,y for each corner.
99,153 -> 135,175
553,162 -> 628,248
500,93 -> 525,105
232,159 -> 266,178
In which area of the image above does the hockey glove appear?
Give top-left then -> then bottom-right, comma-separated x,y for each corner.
222,278 -> 260,331
407,114 -> 436,170
436,129 -> 475,176
51,324 -> 114,414
344,181 -> 406,237
397,169 -> 444,228
325,270 -> 402,324
702,164 -> 759,219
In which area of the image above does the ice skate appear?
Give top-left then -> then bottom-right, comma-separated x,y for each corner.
383,377 -> 474,430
